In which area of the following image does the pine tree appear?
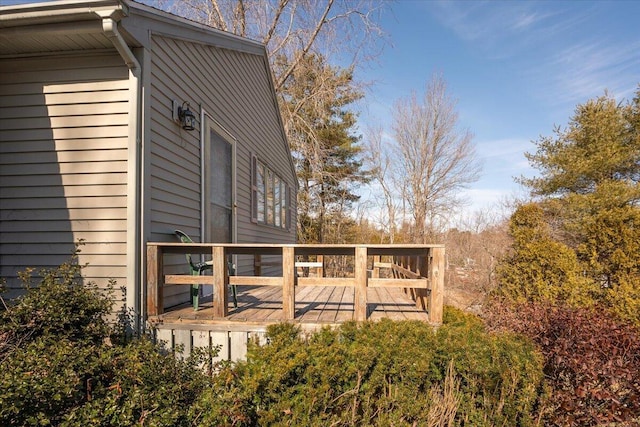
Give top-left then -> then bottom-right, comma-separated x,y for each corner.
513,88 -> 640,324
279,54 -> 370,243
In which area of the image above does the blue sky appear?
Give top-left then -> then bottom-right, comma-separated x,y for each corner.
357,0 -> 640,218
2,0 -> 637,220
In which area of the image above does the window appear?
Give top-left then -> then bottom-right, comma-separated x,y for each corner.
252,154 -> 290,229
266,169 -> 274,224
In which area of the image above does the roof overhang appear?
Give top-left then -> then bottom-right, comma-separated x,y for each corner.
0,0 -> 266,58
0,0 -> 126,26
0,0 -> 129,56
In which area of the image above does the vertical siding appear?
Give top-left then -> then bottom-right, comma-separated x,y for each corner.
149,35 -> 297,307
0,53 -> 130,302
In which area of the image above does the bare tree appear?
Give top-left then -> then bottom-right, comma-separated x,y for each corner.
160,0 -> 387,91
391,74 -> 481,243
444,210 -> 510,312
365,125 -> 399,242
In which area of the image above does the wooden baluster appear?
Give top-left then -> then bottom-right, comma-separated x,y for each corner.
409,255 -> 417,300
372,255 -> 380,278
317,254 -> 324,277
414,252 -> 427,311
254,254 -> 261,276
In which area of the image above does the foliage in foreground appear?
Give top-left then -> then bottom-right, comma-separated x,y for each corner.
195,307 -> 545,426
2,256 -> 546,426
0,256 -> 211,427
486,300 -> 640,426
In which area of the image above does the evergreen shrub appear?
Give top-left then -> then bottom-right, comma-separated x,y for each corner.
0,254 -> 212,427
195,307 -> 546,426
1,254 -> 547,426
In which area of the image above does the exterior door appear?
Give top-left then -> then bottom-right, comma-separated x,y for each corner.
203,115 -> 235,244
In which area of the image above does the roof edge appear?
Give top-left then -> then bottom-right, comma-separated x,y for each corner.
0,0 -> 127,25
0,0 -> 266,56
124,0 -> 264,54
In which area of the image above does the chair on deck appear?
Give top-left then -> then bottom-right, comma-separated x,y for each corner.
174,230 -> 237,311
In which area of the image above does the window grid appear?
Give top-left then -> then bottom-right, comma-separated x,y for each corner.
252,155 -> 290,230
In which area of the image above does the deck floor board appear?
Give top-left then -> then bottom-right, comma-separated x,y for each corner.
154,284 -> 429,327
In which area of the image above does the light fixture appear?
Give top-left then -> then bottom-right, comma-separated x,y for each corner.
177,101 -> 196,131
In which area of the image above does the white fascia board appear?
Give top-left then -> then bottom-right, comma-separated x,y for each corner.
0,0 -> 125,26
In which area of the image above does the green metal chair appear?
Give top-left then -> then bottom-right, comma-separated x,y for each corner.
174,230 -> 237,310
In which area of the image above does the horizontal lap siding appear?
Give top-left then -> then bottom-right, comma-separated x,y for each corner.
0,53 -> 129,302
150,36 -> 296,306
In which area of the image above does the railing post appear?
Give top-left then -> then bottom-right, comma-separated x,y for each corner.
282,246 -> 295,320
354,246 -> 368,321
391,255 -> 399,279
213,245 -> 228,318
429,247 -> 445,325
146,244 -> 163,316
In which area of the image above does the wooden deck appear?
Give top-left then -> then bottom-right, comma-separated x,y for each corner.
146,242 -> 444,360
152,284 -> 429,328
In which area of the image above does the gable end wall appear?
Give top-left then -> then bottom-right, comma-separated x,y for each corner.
147,35 -> 297,307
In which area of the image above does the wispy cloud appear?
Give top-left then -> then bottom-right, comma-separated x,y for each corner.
427,1 -> 582,59
474,138 -> 536,192
428,1 -> 639,114
535,39 -> 640,106
511,12 -> 542,31
476,138 -> 531,160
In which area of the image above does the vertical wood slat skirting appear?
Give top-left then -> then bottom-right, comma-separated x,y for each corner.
154,328 -> 269,362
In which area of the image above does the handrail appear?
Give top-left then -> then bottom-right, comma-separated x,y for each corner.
146,243 -> 444,324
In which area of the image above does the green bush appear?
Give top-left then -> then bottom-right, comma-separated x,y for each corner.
0,252 -> 113,348
60,338 -> 212,427
495,203 -> 600,306
195,307 -> 546,426
514,90 -> 640,327
1,254 -> 547,426
0,255 -> 212,427
495,202 -> 640,328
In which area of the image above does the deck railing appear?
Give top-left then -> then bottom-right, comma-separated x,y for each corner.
146,243 -> 445,324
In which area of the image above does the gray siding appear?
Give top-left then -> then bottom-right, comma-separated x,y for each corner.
0,53 -> 129,302
148,35 -> 297,307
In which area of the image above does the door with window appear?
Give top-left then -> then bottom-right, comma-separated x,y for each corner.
203,115 -> 235,244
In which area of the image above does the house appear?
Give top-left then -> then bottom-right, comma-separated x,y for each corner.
0,0 -> 298,329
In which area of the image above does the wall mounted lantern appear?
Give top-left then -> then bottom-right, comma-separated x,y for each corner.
177,101 -> 196,131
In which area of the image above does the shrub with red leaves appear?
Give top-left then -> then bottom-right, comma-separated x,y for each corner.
485,301 -> 640,426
